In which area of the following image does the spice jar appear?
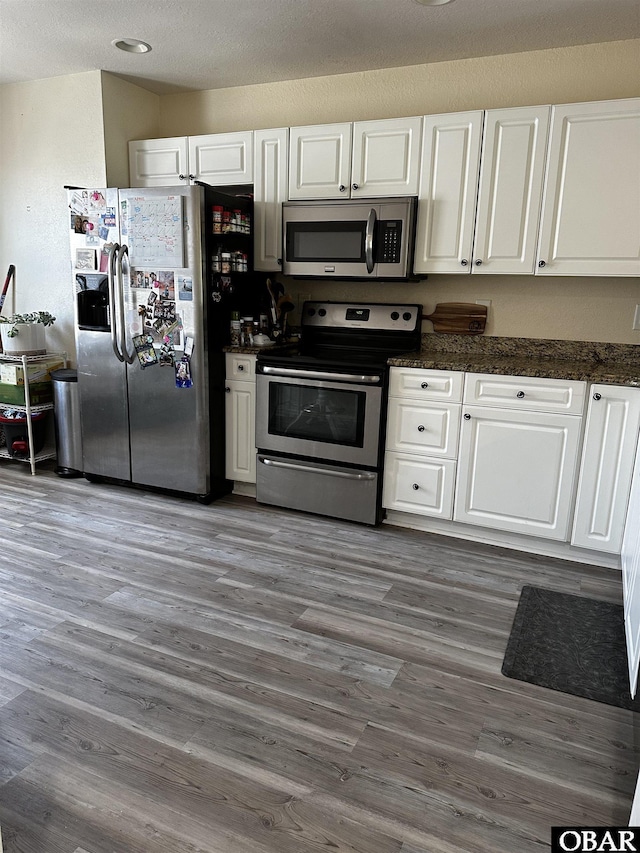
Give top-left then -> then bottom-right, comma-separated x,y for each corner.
221,252 -> 231,274
241,317 -> 254,346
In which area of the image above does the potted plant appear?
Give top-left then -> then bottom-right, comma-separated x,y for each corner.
0,311 -> 56,355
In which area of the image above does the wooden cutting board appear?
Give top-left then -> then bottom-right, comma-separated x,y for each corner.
423,302 -> 487,335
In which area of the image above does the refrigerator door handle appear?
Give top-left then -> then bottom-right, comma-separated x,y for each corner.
116,244 -> 136,364
107,242 -> 124,362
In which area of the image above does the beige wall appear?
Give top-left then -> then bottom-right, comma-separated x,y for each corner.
0,71 -> 107,358
159,40 -> 640,134
0,41 -> 638,361
158,39 -> 640,345
102,72 -> 160,187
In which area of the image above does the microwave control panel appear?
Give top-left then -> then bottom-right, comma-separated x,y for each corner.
376,220 -> 403,264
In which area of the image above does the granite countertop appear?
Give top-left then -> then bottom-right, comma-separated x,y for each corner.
388,336 -> 640,388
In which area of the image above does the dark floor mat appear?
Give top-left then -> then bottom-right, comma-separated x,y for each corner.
502,585 -> 639,711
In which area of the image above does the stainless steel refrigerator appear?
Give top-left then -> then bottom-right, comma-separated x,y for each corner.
67,183 -> 251,500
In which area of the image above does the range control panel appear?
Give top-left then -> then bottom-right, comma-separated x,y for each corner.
302,302 -> 422,332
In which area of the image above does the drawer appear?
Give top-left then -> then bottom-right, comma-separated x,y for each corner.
463,372 -> 586,415
386,398 -> 460,458
389,367 -> 464,403
383,451 -> 456,519
225,352 -> 256,380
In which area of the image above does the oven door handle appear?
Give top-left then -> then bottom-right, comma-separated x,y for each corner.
259,457 -> 377,481
365,207 -> 376,274
260,365 -> 381,384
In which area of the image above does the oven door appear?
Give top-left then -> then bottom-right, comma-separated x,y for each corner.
255,366 -> 384,468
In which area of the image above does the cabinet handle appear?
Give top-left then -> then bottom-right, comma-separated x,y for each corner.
460,259 -> 469,266
475,259 -> 483,266
339,184 -> 346,192
517,391 -> 525,398
188,174 -> 196,181
464,413 -> 471,420
225,387 -> 230,393
593,392 -> 602,401
538,260 -> 546,268
238,364 -> 245,372
277,258 -> 282,265
178,174 -> 186,180
417,425 -> 425,432
421,382 -> 429,389
352,183 -> 359,190
412,483 -> 420,490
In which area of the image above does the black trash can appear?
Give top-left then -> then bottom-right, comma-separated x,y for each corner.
51,368 -> 83,477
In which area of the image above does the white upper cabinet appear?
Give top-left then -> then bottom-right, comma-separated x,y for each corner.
414,111 -> 484,274
288,123 -> 353,199
288,117 -> 422,200
472,106 -> 550,275
414,106 -> 551,275
350,117 -> 422,197
253,128 -> 289,271
129,132 -> 253,187
129,137 -> 189,187
188,132 -> 253,185
537,98 -> 640,276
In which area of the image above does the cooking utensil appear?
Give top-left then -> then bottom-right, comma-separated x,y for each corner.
266,278 -> 279,325
422,302 -> 487,335
0,264 -> 15,317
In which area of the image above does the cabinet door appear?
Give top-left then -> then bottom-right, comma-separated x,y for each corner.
383,452 -> 456,519
189,132 -> 253,185
414,111 -> 484,274
128,138 -> 188,187
351,117 -> 422,197
225,379 -> 256,483
572,385 -> 640,553
622,434 -> 640,695
537,98 -> 640,276
288,123 -> 352,199
472,106 -> 550,275
454,406 -> 582,540
253,128 -> 288,272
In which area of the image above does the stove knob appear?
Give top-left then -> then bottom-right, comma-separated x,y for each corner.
307,307 -> 316,316
403,312 -> 412,321
318,308 -> 327,317
390,311 -> 399,320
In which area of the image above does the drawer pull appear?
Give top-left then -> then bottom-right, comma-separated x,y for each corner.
421,382 -> 429,389
238,364 -> 245,372
417,425 -> 425,432
412,483 -> 419,490
225,387 -> 230,393
464,413 -> 471,420
593,392 -> 602,401
517,391 -> 525,398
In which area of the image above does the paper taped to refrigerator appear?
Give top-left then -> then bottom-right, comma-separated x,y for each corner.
122,195 -> 185,268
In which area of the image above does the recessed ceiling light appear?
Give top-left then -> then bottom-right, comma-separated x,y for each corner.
112,38 -> 152,54
414,0 -> 454,5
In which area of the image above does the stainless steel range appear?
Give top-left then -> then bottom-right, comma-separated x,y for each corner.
255,301 -> 422,525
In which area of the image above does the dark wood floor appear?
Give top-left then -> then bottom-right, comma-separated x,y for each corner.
0,462 -> 637,853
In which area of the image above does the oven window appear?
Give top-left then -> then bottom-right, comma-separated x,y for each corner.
268,382 -> 367,446
287,221 -> 366,262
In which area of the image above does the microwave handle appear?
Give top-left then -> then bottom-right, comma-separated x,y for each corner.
365,208 -> 376,274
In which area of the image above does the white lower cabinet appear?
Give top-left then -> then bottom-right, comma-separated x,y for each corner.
224,353 -> 256,483
572,384 -> 640,553
454,403 -> 583,540
454,373 -> 585,540
383,367 -> 463,519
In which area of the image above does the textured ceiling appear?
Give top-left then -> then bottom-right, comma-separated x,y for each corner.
1,0 -> 639,95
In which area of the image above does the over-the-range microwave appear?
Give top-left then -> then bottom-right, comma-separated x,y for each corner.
282,196 -> 417,280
